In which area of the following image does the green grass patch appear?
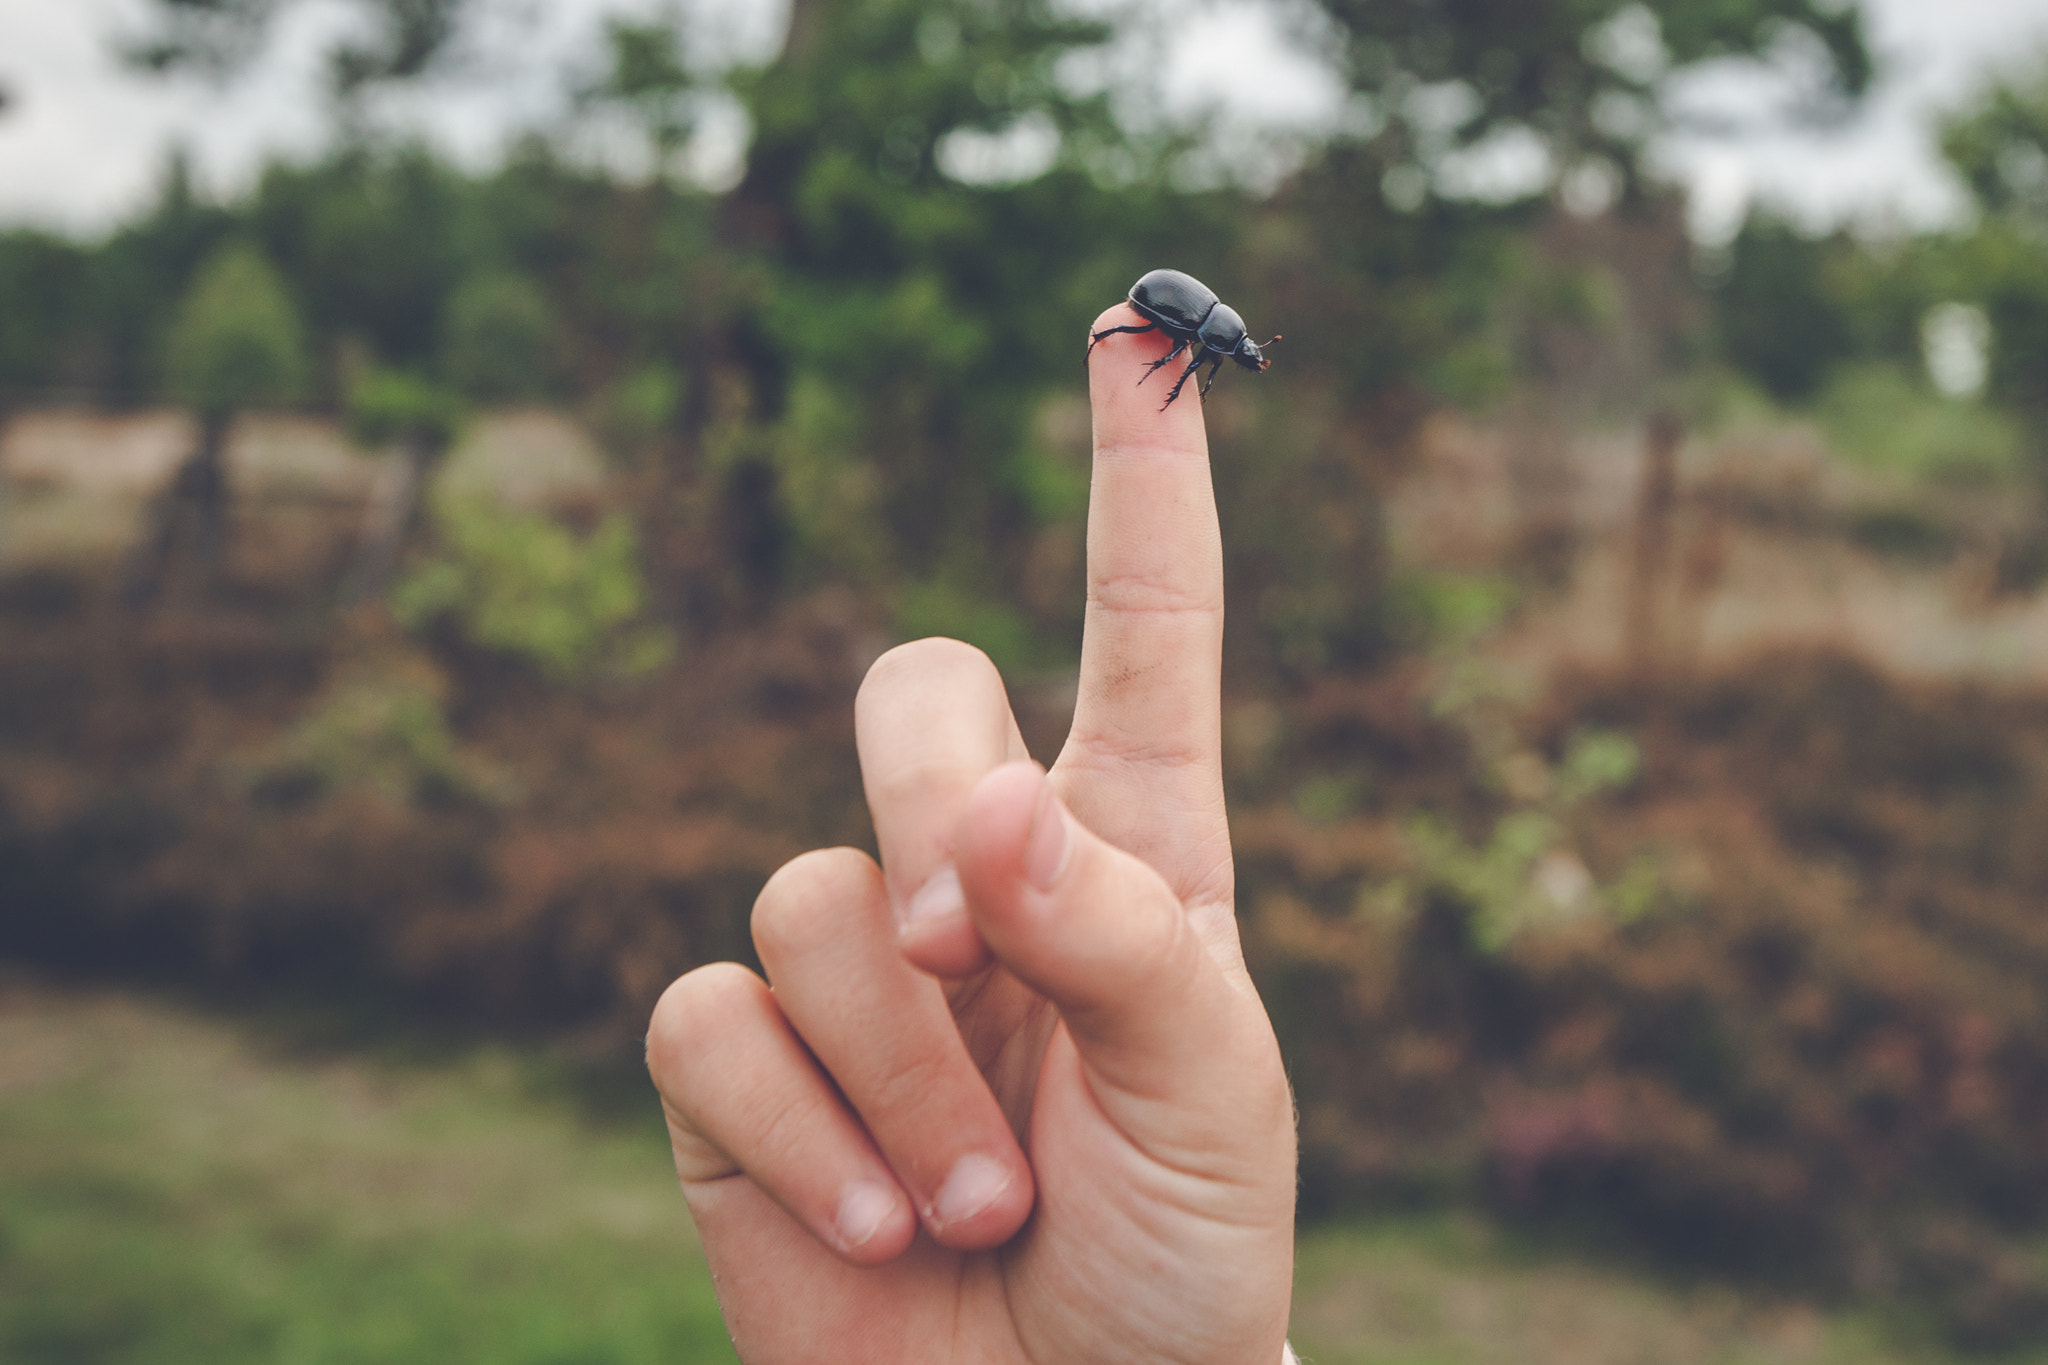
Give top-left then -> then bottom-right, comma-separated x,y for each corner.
1291,1212 -> 2019,1365
0,982 -> 735,1365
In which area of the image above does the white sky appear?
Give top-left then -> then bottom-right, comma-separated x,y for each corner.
1,0 -> 2047,240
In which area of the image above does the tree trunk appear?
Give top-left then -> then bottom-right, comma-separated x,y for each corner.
122,408 -> 232,608
338,436 -> 434,607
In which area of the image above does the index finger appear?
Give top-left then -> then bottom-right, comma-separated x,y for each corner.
1054,302 -> 1230,909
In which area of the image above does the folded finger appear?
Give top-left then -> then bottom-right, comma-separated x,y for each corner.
646,959 -> 918,1266
856,637 -> 1027,976
752,847 -> 1035,1249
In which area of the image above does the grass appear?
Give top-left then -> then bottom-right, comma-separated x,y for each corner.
0,975 -> 2024,1365
0,977 -> 735,1365
1290,1217 -> 2017,1365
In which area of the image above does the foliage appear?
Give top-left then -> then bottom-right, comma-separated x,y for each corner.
1941,56 -> 2048,228
123,0 -> 464,97
1383,571 -> 1520,650
0,231 -> 92,399
1813,361 -> 2024,485
441,271 -> 556,401
1307,0 -> 1869,210
392,497 -> 672,683
1710,215 -> 1861,402
164,242 -> 307,416
584,16 -> 701,163
258,652 -> 506,807
1247,655 -> 2048,1347
346,368 -> 463,451
1392,722 -> 1649,953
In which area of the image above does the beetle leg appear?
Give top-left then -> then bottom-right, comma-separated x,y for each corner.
1086,322 -> 1158,359
1160,350 -> 1206,409
1137,338 -> 1189,386
1198,355 -> 1225,396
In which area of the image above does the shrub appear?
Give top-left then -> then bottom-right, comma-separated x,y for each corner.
440,272 -> 556,402
392,497 -> 672,683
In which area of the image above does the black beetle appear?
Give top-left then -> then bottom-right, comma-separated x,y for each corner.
1088,268 -> 1280,409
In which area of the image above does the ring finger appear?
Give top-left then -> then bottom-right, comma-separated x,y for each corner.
751,847 -> 1036,1249
646,958 -> 919,1266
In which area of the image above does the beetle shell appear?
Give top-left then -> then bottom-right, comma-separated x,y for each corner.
1198,302 -> 1250,356
1128,268 -> 1219,335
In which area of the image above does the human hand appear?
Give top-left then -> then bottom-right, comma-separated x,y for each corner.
646,301 -> 1297,1364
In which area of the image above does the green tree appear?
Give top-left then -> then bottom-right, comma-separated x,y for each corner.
125,241 -> 307,604
1712,216 -> 1859,402
1940,61 -> 2048,420
1307,0 -> 1869,209
164,242 -> 307,414
125,0 -> 462,97
680,0 -> 1193,629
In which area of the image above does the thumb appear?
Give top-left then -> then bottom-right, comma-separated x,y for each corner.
952,761 -> 1286,1135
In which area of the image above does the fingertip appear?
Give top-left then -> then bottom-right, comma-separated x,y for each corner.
832,1178 -> 919,1265
922,1151 -> 1036,1250
1087,313 -> 1208,445
955,760 -> 1048,884
897,910 -> 995,979
1089,300 -> 1142,338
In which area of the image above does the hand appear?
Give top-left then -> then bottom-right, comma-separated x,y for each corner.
646,302 -> 1297,1364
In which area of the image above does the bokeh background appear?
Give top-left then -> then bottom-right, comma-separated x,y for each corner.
7,1 -> 2048,1361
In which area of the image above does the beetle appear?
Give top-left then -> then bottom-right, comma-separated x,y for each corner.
1087,268 -> 1280,409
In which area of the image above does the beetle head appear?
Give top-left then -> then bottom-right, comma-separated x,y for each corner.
1233,333 -> 1281,372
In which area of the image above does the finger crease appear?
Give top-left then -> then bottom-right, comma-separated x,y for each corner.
1093,439 -> 1209,465
1062,727 -> 1209,773
1086,576 -> 1219,615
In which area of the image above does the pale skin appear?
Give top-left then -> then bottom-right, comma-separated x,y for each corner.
645,303 -> 1298,1364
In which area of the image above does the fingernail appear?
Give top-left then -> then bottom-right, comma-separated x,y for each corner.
931,1153 -> 1012,1228
834,1180 -> 899,1252
1024,781 -> 1069,891
904,864 -> 964,927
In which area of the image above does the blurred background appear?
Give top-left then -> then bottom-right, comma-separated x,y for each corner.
6,0 -> 2048,1360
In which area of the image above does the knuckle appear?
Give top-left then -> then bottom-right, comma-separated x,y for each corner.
739,1078 -> 835,1172
866,754 -> 982,813
1061,723 -> 1207,774
751,847 -> 876,966
859,1042 -> 957,1128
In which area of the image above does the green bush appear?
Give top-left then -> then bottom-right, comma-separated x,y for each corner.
347,369 -> 464,451
441,272 -> 556,401
1389,727 -> 1650,953
265,662 -> 507,806
1814,361 -> 2024,485
392,498 -> 672,683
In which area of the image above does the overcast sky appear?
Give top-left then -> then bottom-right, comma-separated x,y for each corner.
2,0 -> 2047,241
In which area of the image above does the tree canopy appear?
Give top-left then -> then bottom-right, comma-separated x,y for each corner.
165,241 -> 309,417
